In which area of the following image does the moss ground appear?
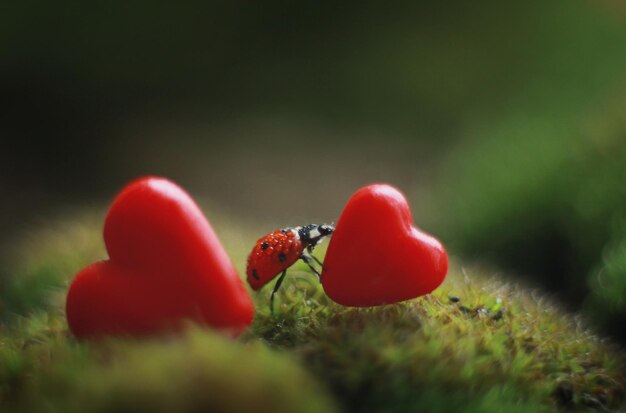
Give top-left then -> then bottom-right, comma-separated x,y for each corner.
0,208 -> 624,412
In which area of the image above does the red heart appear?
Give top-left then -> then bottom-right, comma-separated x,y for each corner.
66,177 -> 254,339
322,184 -> 448,306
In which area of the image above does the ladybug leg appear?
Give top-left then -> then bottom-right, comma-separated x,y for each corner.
271,270 -> 288,313
300,254 -> 322,280
306,245 -> 324,267
310,254 -> 324,267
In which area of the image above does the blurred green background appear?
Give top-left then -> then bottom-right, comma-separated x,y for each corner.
2,0 -> 626,339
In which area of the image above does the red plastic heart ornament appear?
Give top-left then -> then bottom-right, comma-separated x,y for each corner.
322,184 -> 448,307
66,177 -> 254,339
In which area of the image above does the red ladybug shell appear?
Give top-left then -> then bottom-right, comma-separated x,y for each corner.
246,229 -> 303,290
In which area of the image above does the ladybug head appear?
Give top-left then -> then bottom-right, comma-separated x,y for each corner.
298,223 -> 334,247
318,224 -> 334,236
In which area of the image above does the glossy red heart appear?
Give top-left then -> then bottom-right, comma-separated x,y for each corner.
322,184 -> 448,306
66,177 -> 254,339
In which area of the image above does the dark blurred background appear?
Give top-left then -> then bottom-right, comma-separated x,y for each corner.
2,0 -> 626,339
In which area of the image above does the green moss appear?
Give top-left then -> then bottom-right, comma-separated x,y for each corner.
0,212 -> 624,412
14,327 -> 336,413
585,222 -> 626,340
0,211 -> 105,319
252,264 -> 625,412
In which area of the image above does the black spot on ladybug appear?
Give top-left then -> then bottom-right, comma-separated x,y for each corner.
252,269 -> 260,280
261,241 -> 269,250
278,253 -> 287,263
281,229 -> 290,234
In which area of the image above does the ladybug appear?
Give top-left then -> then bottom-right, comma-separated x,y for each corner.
246,224 -> 334,311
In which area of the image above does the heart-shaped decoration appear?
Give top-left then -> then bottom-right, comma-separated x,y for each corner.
66,177 -> 254,339
322,184 -> 448,306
